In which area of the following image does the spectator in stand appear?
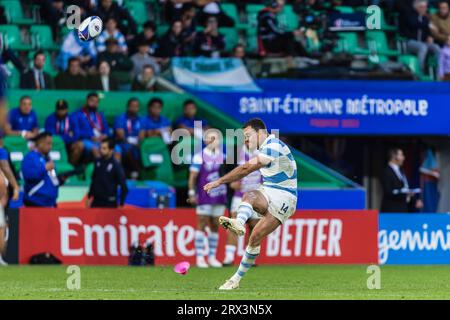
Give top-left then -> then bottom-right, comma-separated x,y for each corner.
87,60 -> 119,91
22,132 -> 59,207
73,92 -> 110,160
257,0 -> 308,57
20,51 -> 53,90
438,35 -> 450,80
114,98 -> 145,179
430,0 -> 450,46
5,95 -> 39,140
131,64 -> 160,92
39,0 -> 66,40
44,99 -> 84,165
87,138 -> 128,208
181,7 -> 198,54
164,0 -> 194,22
399,0 -> 440,71
57,30 -> 97,71
130,41 -> 161,78
145,97 -> 172,144
55,57 -> 87,90
231,44 -> 246,61
93,0 -> 138,38
129,21 -> 159,56
96,17 -> 128,53
196,1 -> 235,27
193,16 -> 225,57
175,99 -> 208,137
97,38 -> 133,74
156,20 -> 185,58
380,148 -> 424,212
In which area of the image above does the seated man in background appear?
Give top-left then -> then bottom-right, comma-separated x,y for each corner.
20,51 -> 53,90
87,60 -> 119,92
175,99 -> 208,138
131,64 -> 160,92
5,95 -> 39,140
73,92 -> 111,161
257,0 -> 307,57
87,138 -> 128,208
22,132 -> 59,207
145,97 -> 172,145
54,57 -> 87,90
96,17 -> 128,54
114,98 -> 145,179
44,99 -> 83,166
192,16 -> 225,57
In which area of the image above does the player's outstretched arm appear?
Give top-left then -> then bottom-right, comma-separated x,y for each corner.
203,156 -> 266,194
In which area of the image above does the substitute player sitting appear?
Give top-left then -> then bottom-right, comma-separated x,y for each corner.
223,144 -> 262,266
204,118 -> 298,290
188,129 -> 226,268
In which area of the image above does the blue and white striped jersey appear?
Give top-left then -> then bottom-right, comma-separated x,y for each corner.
257,134 -> 297,197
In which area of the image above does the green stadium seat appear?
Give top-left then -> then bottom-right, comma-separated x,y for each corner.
0,25 -> 32,51
245,33 -> 258,54
124,1 -> 149,26
50,135 -> 74,174
365,31 -> 400,57
30,25 -> 60,51
4,62 -> 20,89
156,24 -> 169,37
277,4 -> 299,31
334,6 -> 354,13
245,4 -> 265,35
140,137 -> 174,184
219,27 -> 239,52
3,136 -> 29,174
221,3 -> 244,29
0,0 -> 34,25
398,54 -> 433,81
334,32 -> 370,55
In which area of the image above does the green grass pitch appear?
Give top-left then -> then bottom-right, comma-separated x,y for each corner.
1,265 -> 450,300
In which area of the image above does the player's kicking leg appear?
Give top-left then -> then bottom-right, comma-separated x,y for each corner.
218,190 -> 270,290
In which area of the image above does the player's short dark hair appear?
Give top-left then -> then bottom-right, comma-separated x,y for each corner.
101,138 -> 115,150
33,131 -> 52,143
387,147 -> 403,160
127,97 -> 139,107
19,95 -> 31,102
183,99 -> 196,108
86,92 -> 99,99
148,97 -> 163,107
243,118 -> 267,132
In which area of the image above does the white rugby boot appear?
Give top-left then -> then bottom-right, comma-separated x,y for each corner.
219,217 -> 245,237
0,255 -> 8,266
219,277 -> 240,290
208,256 -> 223,268
196,256 -> 209,268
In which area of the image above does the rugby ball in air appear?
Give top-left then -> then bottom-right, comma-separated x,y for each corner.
78,16 -> 103,41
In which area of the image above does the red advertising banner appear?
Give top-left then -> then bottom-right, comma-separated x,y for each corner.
19,208 -> 378,265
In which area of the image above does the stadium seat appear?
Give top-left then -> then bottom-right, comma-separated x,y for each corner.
4,62 -> 20,89
124,1 -> 149,26
0,0 -> 34,25
50,135 -> 74,174
334,32 -> 370,55
245,33 -> 258,54
221,3 -> 245,29
0,25 -> 32,51
277,4 -> 299,31
140,137 -> 174,184
30,25 -> 60,51
365,31 -> 400,57
219,27 -> 239,52
398,54 -> 433,81
334,6 -> 354,13
3,136 -> 29,174
245,4 -> 265,35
